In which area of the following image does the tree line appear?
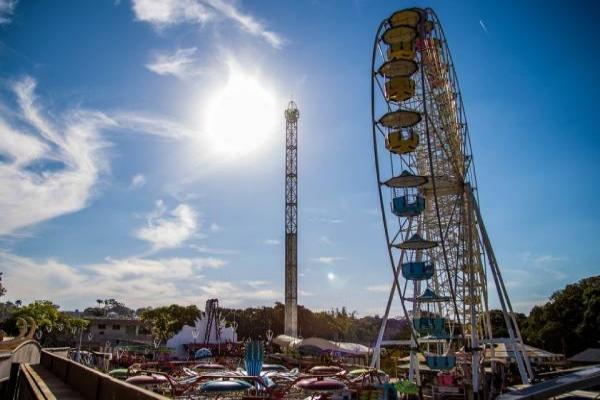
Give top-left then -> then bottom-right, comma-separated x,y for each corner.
0,273 -> 597,357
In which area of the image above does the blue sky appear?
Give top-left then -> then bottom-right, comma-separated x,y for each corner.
0,0 -> 598,315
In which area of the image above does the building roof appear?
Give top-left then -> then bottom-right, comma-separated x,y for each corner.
485,343 -> 563,363
85,317 -> 145,325
568,348 -> 600,363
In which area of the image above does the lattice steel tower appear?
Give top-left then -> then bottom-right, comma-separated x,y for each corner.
284,101 -> 299,337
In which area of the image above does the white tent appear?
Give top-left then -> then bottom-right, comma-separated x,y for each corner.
273,335 -> 370,356
167,318 -> 237,359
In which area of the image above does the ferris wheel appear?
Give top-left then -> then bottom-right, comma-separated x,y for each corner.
369,8 -> 534,391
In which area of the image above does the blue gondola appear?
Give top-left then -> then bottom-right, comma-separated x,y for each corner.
413,317 -> 446,336
392,195 -> 425,217
401,262 -> 434,280
425,355 -> 456,370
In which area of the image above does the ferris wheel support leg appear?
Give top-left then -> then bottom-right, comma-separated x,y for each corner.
468,185 -> 533,384
410,226 -> 423,385
371,277 -> 396,369
466,189 -> 481,394
370,218 -> 416,369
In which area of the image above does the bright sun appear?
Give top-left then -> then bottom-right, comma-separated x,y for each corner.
204,66 -> 277,157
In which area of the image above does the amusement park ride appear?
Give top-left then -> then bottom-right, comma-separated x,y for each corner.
284,102 -> 300,338
369,5 -> 533,395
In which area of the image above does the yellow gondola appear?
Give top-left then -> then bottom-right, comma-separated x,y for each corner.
383,25 -> 417,45
385,77 -> 415,102
389,9 -> 421,28
388,41 -> 416,60
385,130 -> 419,154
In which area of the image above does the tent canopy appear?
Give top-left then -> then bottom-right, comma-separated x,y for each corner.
273,335 -> 370,356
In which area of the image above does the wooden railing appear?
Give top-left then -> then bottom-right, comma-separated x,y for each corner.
13,349 -> 167,400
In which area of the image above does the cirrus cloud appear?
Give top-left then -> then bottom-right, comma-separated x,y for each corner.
135,200 -> 199,250
311,256 -> 345,265
145,47 -> 204,80
131,0 -> 284,49
0,77 -> 113,236
0,0 -> 18,25
0,76 -> 203,237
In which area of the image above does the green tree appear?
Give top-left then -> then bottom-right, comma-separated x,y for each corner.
83,299 -> 134,317
11,300 -> 61,329
1,300 -> 89,346
521,275 -> 600,356
140,305 -> 200,343
221,303 -> 386,345
488,309 -> 527,338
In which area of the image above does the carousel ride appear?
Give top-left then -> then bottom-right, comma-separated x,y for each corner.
369,7 -> 534,397
109,340 -> 394,400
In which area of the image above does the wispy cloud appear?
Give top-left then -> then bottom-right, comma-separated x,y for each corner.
146,47 -> 204,80
130,174 -> 146,189
132,0 -> 212,26
131,0 -> 284,48
112,111 -> 197,139
0,76 -> 112,236
0,0 -> 18,25
200,280 -> 280,305
0,75 -> 213,237
309,217 -> 343,224
520,251 -> 567,280
134,200 -> 199,250
0,251 -> 227,309
190,244 -> 238,255
479,19 -> 488,35
366,284 -> 389,293
311,256 -> 345,265
499,252 -> 570,312
201,0 -> 284,48
247,280 -> 268,289
320,235 -> 333,245
264,239 -> 280,245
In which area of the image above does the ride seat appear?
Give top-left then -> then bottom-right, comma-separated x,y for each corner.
413,317 -> 446,336
385,130 -> 419,154
385,77 -> 416,102
387,41 -> 416,61
425,355 -> 456,370
401,262 -> 434,280
392,195 -> 425,217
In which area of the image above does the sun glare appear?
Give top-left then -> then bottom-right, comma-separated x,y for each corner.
204,66 -> 277,157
